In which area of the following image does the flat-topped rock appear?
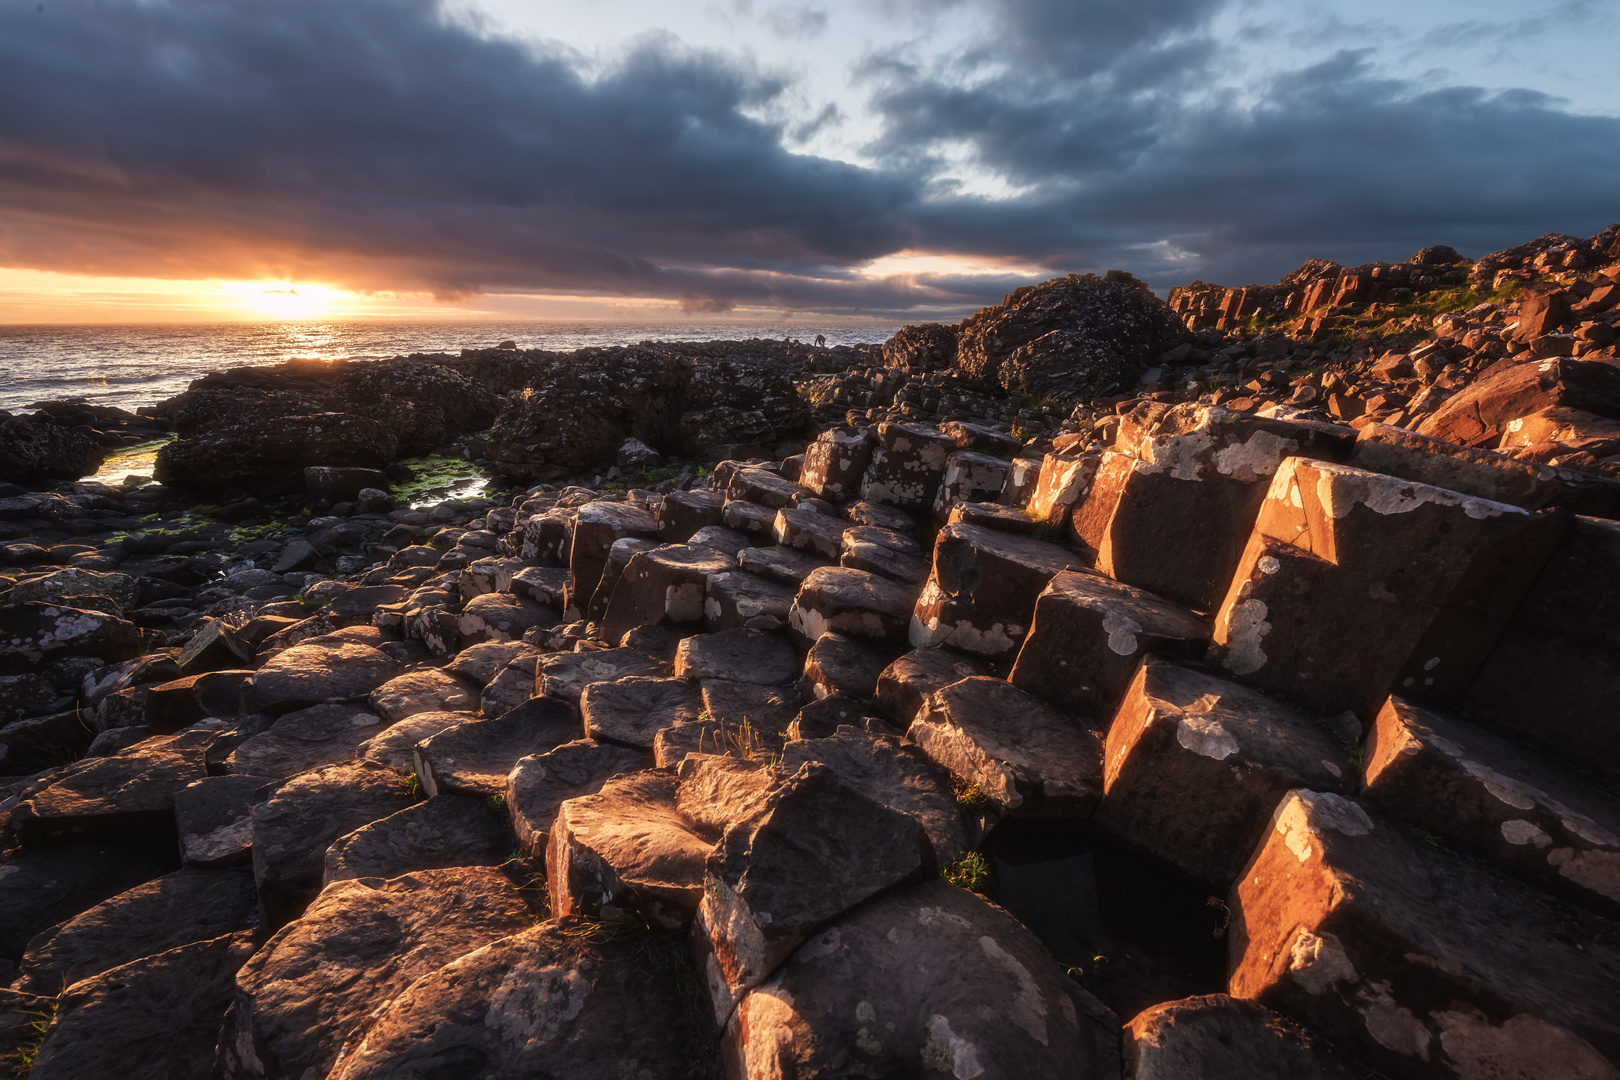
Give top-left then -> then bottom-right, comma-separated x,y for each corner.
219,868 -> 533,1080
1230,790 -> 1620,1079
11,742 -> 205,843
674,627 -> 799,685
246,641 -> 401,714
601,544 -> 737,643
534,646 -> 670,700
323,793 -> 513,884
415,698 -> 581,798
507,739 -> 652,857
250,760 -> 416,930
909,676 -> 1103,818
736,543 -> 830,585
325,920 -> 717,1080
176,774 -> 274,867
773,507 -> 846,559
873,646 -> 988,728
704,569 -> 796,632
1094,657 -> 1351,888
728,467 -> 811,509
910,522 -> 1088,660
1009,569 -> 1210,716
16,867 -> 255,995
788,566 -> 919,649
1124,994 -> 1366,1080
800,429 -> 875,501
658,487 -> 725,542
368,667 -> 477,721
700,678 -> 802,733
1363,695 -> 1620,917
799,631 -> 888,701
31,932 -> 256,1080
357,709 -> 470,773
224,703 -> 384,779
580,676 -> 703,748
724,879 -> 1119,1080
547,768 -> 710,929
844,500 -> 915,531
721,498 -> 779,538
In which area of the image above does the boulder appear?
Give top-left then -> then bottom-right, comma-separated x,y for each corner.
0,567 -> 137,614
674,628 -> 798,685
1210,457 -> 1567,719
1350,422 -> 1608,512
0,416 -> 106,483
909,677 -> 1103,818
1229,790 -> 1620,1079
325,920 -> 717,1080
547,768 -> 710,929
580,676 -> 703,749
909,523 -> 1088,660
175,774 -> 273,867
454,592 -> 559,645
799,631 -> 887,703
443,640 -> 538,687
219,868 -> 533,1080
323,794 -> 513,884
535,647 -> 670,701
250,760 -> 416,930
844,500 -> 916,531
727,468 -> 810,509
16,867 -> 256,994
224,704 -> 385,779
357,709 -> 469,773
304,466 -> 390,506
736,543 -> 829,585
859,422 -> 955,510
1417,356 -> 1620,447
415,698 -> 581,798
1124,994 -> 1366,1080
1363,696 -> 1620,917
29,933 -> 256,1080
246,642 -> 401,714
658,489 -> 725,543
800,429 -> 876,501
0,840 -> 167,961
695,763 -> 935,1021
507,740 -> 652,857
722,498 -> 779,538
1008,570 -> 1210,716
788,566 -> 919,650
933,450 -> 1010,514
700,679 -> 802,733
723,878 -> 1120,1080
1094,657 -> 1350,887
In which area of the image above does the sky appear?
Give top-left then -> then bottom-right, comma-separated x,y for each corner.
0,0 -> 1616,323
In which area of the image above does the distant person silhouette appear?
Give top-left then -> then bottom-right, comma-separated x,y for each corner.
814,334 -> 826,347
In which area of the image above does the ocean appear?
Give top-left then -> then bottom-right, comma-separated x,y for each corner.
0,321 -> 903,415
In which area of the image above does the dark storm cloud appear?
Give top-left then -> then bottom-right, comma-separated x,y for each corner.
0,0 -> 1616,313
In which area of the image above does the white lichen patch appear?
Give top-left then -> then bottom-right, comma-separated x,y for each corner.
1219,598 -> 1271,676
1436,1010 -> 1617,1080
920,1014 -> 984,1079
1176,714 -> 1239,760
977,935 -> 1048,1046
1101,610 -> 1142,656
1548,848 -> 1620,900
1501,819 -> 1552,847
1286,930 -> 1357,994
1311,460 -> 1523,521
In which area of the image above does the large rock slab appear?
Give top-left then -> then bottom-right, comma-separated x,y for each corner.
224,703 -> 384,779
799,631 -> 888,702
1363,695 -> 1620,917
801,429 -> 875,501
568,500 -> 659,611
658,487 -> 726,543
1211,456 -> 1567,719
219,868 -> 533,1080
1009,569 -> 1210,716
859,422 -> 955,510
325,920 -> 717,1080
580,676 -> 703,749
1124,994 -> 1365,1080
534,647 -> 670,702
324,793 -> 513,884
909,676 -> 1102,818
737,544 -> 829,586
788,566 -> 919,649
695,763 -> 935,1020
30,932 -> 256,1080
357,709 -> 469,773
674,628 -> 798,685
176,774 -> 275,867
705,569 -> 797,633
1094,657 -> 1351,888
16,867 -> 255,994
547,768 -> 710,929
415,698 -> 581,798
909,522 -> 1087,661
368,668 -> 477,722
1416,355 -> 1620,447
251,760 -> 416,930
507,740 -> 652,857
1230,790 -> 1620,1079
724,878 -> 1119,1080
246,642 -> 401,714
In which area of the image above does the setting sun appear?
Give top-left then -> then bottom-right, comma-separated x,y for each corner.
224,281 -> 343,320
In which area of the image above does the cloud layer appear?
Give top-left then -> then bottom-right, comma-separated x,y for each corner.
1,0 -> 1616,315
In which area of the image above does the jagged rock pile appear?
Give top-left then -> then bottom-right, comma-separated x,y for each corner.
2,225 -> 1620,1079
3,350 -> 1620,1077
0,401 -> 170,485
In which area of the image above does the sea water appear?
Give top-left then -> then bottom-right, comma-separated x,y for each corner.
0,321 -> 900,414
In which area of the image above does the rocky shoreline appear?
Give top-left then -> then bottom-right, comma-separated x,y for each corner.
2,226 -> 1619,1079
